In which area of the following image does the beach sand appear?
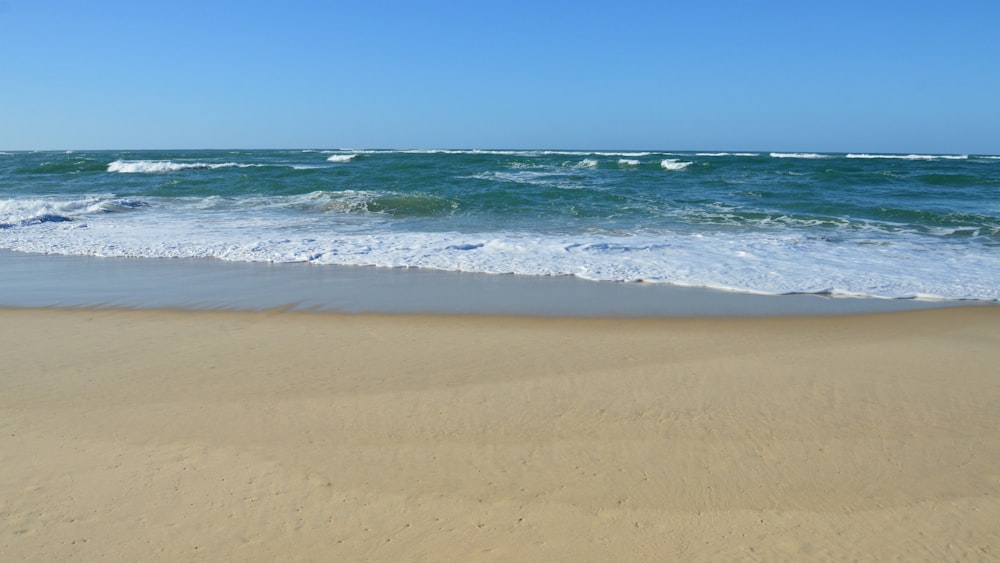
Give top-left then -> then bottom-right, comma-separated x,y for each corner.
2,306 -> 999,560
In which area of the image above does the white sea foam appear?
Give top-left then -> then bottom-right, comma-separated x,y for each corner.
845,153 -> 969,161
397,149 -> 540,156
4,207 -> 998,300
769,152 -> 827,159
0,196 -> 144,227
661,159 -> 692,171
326,154 -> 357,163
618,159 -> 641,166
107,160 -> 261,173
471,170 -> 576,188
331,149 -> 655,158
848,153 -> 931,160
576,159 -> 599,168
696,152 -> 731,157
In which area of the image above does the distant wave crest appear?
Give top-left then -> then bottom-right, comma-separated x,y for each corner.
695,152 -> 760,157
107,160 -> 263,173
769,153 -> 827,159
846,153 -> 969,161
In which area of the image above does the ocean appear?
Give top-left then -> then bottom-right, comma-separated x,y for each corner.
1,149 -> 998,302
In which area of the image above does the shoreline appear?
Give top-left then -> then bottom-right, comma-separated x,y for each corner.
1,250 -> 992,317
3,305 -> 999,559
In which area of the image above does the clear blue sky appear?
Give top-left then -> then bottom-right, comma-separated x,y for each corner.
2,0 -> 998,153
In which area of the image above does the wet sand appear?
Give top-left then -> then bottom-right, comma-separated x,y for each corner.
0,250 -> 977,316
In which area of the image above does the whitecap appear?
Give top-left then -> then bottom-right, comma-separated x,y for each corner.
846,153 -> 936,160
107,160 -> 261,173
848,153 -> 926,160
326,154 -> 357,163
618,159 -> 641,166
661,159 -> 692,171
0,195 -> 147,227
769,152 -> 827,159
470,170 -> 574,188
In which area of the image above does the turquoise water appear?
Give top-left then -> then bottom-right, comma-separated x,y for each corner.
1,149 -> 998,300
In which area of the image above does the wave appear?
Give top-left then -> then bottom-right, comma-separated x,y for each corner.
326,154 -> 357,163
389,149 -> 542,156
0,212 -> 73,229
21,159 -> 108,174
256,190 -> 457,217
320,190 -> 454,216
0,196 -> 148,228
4,221 -> 998,300
107,160 -> 266,173
661,159 -> 692,171
470,170 -> 579,188
328,149 -> 656,158
618,159 -> 640,166
769,152 -> 828,159
575,159 -> 599,168
846,153 -> 969,161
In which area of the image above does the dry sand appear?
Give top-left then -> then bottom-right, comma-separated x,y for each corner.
2,306 -> 999,561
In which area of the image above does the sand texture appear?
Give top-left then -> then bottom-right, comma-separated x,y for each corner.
2,307 -> 999,560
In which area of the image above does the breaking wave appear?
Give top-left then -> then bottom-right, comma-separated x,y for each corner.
846,153 -> 969,161
661,159 -> 692,171
769,153 -> 828,159
107,160 -> 266,173
326,154 -> 357,163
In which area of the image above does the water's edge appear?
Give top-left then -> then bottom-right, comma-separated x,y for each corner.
1,251 -> 988,317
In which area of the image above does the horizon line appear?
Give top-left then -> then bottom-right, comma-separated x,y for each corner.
2,147 -> 995,157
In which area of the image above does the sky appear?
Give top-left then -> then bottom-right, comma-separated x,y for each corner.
1,0 -> 998,153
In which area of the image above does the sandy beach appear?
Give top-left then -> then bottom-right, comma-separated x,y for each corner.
2,305 -> 999,560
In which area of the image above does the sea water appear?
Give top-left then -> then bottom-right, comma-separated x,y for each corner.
1,149 -> 998,301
